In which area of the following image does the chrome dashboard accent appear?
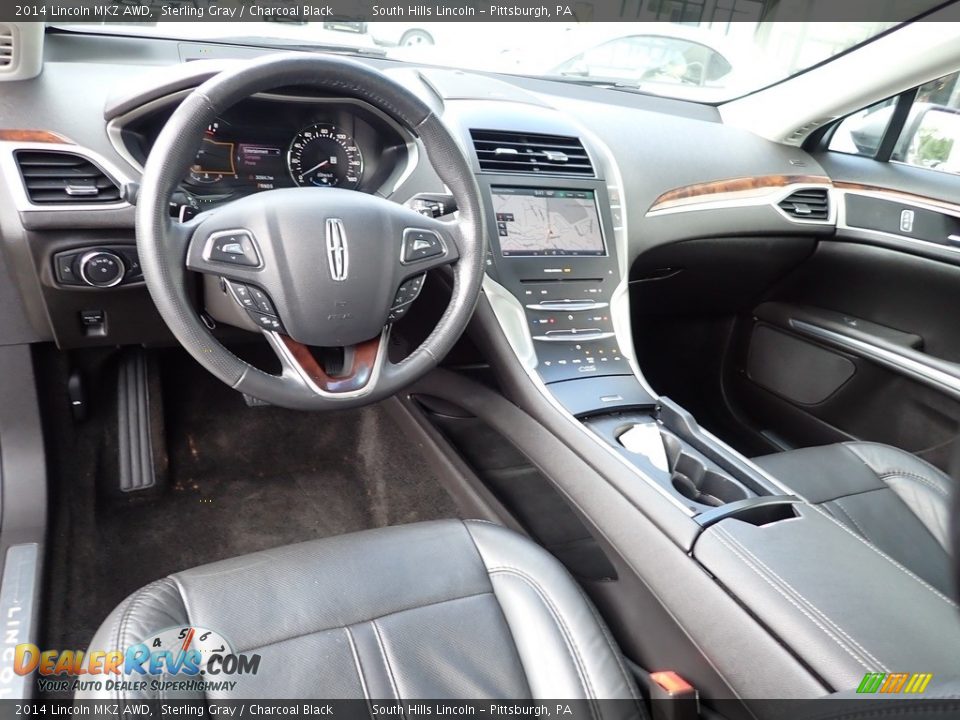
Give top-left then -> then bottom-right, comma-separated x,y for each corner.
532,331 -> 615,342
525,300 -> 609,311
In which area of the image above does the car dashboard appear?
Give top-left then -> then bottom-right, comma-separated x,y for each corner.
3,29 -> 960,705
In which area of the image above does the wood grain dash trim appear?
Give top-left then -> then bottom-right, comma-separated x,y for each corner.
649,174 -> 831,212
0,129 -> 72,145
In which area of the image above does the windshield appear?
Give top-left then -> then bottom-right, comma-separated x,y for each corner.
50,18 -> 909,102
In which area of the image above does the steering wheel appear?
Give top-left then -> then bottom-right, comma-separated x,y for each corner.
136,54 -> 486,410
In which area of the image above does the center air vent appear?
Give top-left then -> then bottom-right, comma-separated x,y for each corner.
778,188 -> 830,221
470,130 -> 594,176
0,24 -> 13,70
14,150 -> 122,205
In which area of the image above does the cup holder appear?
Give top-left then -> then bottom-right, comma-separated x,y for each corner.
661,431 -> 749,507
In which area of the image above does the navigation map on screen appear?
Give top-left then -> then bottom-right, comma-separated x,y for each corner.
492,187 -> 605,257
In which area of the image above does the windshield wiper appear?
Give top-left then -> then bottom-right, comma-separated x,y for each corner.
539,75 -> 658,97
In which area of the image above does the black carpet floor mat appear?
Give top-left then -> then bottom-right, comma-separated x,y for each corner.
39,348 -> 459,654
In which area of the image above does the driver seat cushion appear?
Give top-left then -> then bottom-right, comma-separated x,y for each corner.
77,519 -> 644,710
753,441 -> 955,596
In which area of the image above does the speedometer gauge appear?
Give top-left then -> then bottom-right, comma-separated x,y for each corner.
287,123 -> 363,189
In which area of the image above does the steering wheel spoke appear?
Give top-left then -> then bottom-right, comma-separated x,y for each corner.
263,328 -> 390,397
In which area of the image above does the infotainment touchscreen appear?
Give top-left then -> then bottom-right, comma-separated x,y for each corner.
491,187 -> 605,257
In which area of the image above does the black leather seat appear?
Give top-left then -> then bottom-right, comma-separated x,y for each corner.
753,441 -> 955,595
78,520 -> 644,708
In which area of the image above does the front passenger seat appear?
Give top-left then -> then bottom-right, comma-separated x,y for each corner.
78,519 -> 644,708
753,441 -> 955,596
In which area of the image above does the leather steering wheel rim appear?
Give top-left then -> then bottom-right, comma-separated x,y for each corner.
136,53 -> 486,410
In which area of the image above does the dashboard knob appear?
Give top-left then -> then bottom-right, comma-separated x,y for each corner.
78,250 -> 125,288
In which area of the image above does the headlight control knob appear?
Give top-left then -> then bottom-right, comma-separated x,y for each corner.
79,250 -> 125,288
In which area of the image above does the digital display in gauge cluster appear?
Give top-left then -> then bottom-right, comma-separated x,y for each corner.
154,97 -> 407,205
186,119 -> 363,197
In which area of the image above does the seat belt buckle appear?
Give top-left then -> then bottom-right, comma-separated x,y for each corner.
649,671 -> 699,720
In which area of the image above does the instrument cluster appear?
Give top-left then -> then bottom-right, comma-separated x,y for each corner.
124,95 -> 412,206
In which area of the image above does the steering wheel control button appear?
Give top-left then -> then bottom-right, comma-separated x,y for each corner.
248,287 -> 277,316
392,274 -> 426,307
387,303 -> 412,323
226,281 -> 257,310
249,311 -> 283,332
402,229 -> 444,264
205,230 -> 261,267
79,251 -> 125,288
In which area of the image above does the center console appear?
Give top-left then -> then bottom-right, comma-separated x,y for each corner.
469,116 -> 792,525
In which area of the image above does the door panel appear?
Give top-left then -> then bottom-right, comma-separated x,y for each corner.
728,240 -> 960,470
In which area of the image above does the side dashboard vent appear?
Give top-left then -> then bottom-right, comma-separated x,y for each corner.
470,129 -> 594,176
14,150 -> 122,205
778,187 -> 829,221
0,24 -> 13,70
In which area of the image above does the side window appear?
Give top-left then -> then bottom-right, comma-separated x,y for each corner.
895,73 -> 960,174
828,99 -> 896,157
828,71 -> 960,175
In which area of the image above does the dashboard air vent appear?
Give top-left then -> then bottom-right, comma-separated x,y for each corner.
0,24 -> 13,70
778,188 -> 829,221
14,150 -> 121,204
470,129 -> 594,176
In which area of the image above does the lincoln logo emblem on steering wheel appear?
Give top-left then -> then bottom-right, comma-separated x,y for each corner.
325,218 -> 349,282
